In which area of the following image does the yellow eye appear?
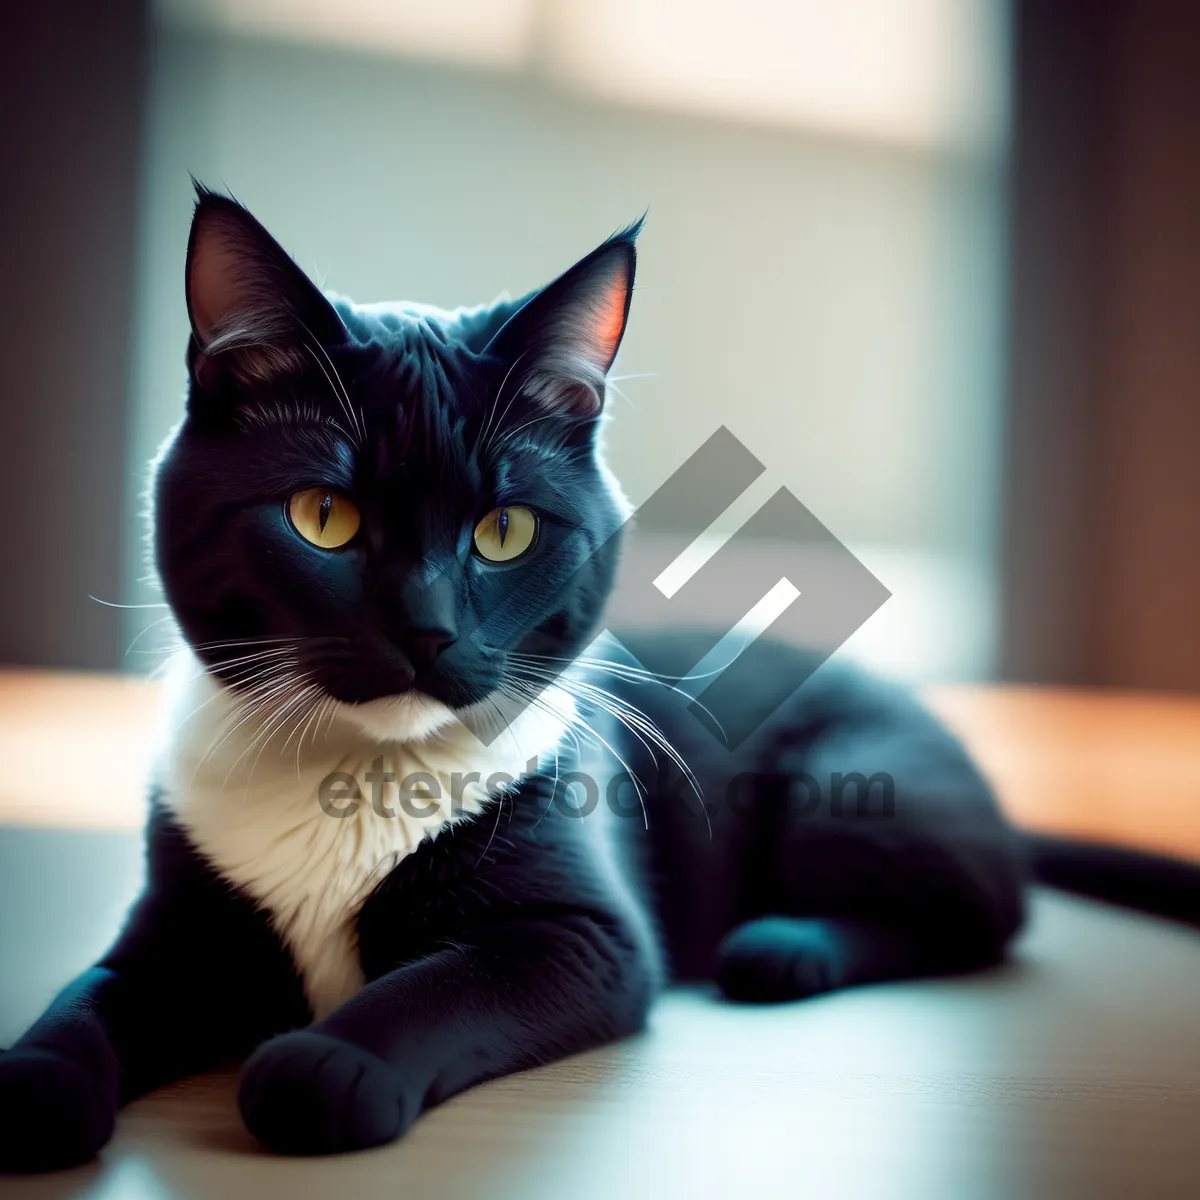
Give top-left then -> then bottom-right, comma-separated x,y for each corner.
473,506 -> 538,563
288,488 -> 361,549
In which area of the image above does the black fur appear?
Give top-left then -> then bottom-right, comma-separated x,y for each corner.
2,189 -> 1196,1173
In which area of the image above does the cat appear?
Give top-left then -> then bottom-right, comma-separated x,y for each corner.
1,187 -> 1196,1172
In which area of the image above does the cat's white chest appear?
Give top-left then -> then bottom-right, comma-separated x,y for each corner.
151,652 -> 568,1018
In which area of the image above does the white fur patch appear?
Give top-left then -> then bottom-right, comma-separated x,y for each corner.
152,650 -> 571,1017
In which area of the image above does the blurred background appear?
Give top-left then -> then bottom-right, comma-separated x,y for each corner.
1,0 -> 1197,690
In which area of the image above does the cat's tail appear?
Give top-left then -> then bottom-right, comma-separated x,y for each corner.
1022,832 -> 1200,929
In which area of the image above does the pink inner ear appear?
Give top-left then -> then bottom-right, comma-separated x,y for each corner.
589,264 -> 629,369
189,228 -> 249,345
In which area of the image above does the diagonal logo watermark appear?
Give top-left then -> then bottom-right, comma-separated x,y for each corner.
449,427 -> 890,751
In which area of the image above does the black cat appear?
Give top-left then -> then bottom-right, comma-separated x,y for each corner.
1,189 -> 1195,1172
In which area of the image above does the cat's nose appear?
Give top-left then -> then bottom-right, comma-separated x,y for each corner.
404,627 -> 456,670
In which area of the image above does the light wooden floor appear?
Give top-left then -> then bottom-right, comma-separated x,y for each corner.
1,892 -> 1198,1200
1,673 -> 1199,1197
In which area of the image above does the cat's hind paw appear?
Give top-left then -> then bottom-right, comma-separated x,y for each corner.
238,1030 -> 415,1156
715,916 -> 845,1002
0,1047 -> 117,1172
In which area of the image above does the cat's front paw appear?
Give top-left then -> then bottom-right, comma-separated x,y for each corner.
238,1030 -> 416,1155
0,1047 -> 117,1172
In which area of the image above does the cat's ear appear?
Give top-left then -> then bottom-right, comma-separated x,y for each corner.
185,183 -> 345,389
484,220 -> 641,419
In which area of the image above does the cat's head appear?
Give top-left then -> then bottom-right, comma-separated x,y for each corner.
152,187 -> 638,741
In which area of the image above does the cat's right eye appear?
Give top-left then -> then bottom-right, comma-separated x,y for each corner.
473,505 -> 538,563
287,488 -> 361,549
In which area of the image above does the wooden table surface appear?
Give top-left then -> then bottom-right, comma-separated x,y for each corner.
1,668 -> 1198,860
1,670 -> 1198,1199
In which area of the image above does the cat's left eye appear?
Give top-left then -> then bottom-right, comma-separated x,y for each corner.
473,506 -> 538,563
288,488 -> 361,549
